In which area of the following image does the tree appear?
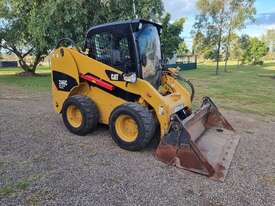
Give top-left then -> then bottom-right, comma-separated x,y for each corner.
228,34 -> 242,66
223,0 -> 256,72
193,0 -> 255,74
262,29 -> 275,60
192,32 -> 204,53
0,0 -> 164,75
0,47 -> 2,59
161,13 -> 185,61
28,0 -> 106,58
135,0 -> 164,21
99,0 -> 163,22
239,34 -> 250,64
262,29 -> 275,52
0,0 -> 43,75
176,41 -> 189,56
192,29 -> 220,62
268,30 -> 275,52
193,0 -> 229,75
246,37 -> 269,64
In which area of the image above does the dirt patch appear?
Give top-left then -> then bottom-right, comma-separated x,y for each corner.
14,71 -> 48,77
15,71 -> 36,77
0,84 -> 275,206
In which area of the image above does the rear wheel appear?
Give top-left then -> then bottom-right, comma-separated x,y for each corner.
62,95 -> 99,136
109,103 -> 156,151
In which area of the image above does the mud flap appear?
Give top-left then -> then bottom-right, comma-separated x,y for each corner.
155,97 -> 240,181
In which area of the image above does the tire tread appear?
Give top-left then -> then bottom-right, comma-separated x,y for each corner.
109,102 -> 156,151
62,95 -> 99,136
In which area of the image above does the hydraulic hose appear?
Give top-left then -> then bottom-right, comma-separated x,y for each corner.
177,73 -> 195,102
55,38 -> 80,52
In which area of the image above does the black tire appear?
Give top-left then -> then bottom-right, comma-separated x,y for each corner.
62,95 -> 99,136
109,103 -> 156,151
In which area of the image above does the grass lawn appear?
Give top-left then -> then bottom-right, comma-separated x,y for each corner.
0,66 -> 51,91
182,61 -> 275,116
0,62 -> 275,116
0,66 -> 50,76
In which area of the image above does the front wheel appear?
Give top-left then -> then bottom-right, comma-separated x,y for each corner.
109,103 -> 156,151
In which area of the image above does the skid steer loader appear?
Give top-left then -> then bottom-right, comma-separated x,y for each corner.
50,19 -> 239,181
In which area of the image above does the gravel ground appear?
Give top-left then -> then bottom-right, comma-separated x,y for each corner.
0,85 -> 275,206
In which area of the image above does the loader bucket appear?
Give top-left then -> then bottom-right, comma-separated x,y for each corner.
155,97 -> 240,181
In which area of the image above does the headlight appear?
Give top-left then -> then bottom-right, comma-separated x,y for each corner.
123,72 -> 137,83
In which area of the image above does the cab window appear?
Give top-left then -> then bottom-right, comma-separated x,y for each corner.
87,32 -> 132,72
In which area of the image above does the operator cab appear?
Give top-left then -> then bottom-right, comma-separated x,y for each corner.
85,19 -> 163,88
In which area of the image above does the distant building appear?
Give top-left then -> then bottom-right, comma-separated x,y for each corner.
167,53 -> 177,64
166,53 -> 197,70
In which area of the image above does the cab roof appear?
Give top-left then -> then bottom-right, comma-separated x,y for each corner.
86,19 -> 162,38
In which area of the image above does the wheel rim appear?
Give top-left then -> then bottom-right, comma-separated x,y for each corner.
115,114 -> 138,142
66,105 -> 83,128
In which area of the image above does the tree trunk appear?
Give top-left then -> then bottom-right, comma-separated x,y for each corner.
215,6 -> 225,76
1,44 -> 42,75
224,28 -> 232,72
216,27 -> 223,75
31,52 -> 42,73
224,58 -> 228,72
16,53 -> 42,75
10,47 -> 34,75
17,57 -> 36,75
18,58 -> 30,72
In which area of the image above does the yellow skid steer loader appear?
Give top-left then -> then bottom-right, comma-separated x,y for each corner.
50,19 -> 239,181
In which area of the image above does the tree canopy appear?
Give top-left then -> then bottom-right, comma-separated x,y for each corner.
0,0 -> 42,73
0,0 -> 166,74
176,41 -> 189,56
245,37 -> 269,64
160,13 -> 185,61
193,0 -> 256,74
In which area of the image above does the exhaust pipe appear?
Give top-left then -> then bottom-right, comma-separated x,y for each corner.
155,97 -> 240,181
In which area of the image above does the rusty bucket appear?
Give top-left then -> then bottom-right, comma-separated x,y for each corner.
155,97 -> 240,181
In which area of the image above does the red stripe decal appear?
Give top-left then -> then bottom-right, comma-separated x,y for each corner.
79,73 -> 114,91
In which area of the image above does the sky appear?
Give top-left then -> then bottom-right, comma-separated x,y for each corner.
163,0 -> 275,48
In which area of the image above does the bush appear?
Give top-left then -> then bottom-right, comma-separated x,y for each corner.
253,60 -> 264,65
